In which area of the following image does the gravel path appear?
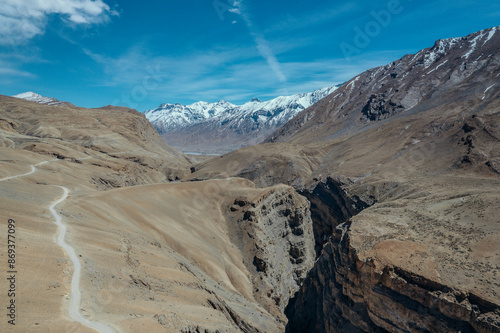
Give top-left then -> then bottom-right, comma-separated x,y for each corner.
0,160 -> 55,182
1,158 -> 116,332
50,186 -> 115,333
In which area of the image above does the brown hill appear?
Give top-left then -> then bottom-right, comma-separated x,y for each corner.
0,95 -> 192,184
0,96 -> 315,332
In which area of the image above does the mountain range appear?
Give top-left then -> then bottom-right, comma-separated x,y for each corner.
144,86 -> 340,154
268,26 -> 500,145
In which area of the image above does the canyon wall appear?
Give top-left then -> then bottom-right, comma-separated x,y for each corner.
225,184 -> 316,323
286,222 -> 500,333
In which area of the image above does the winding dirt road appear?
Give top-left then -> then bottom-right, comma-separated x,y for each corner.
1,158 -> 115,333
0,160 -> 55,182
50,186 -> 115,333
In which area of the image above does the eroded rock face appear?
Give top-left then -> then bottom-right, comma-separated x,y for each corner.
299,177 -> 374,256
361,94 -> 405,121
286,223 -> 500,333
226,185 -> 316,319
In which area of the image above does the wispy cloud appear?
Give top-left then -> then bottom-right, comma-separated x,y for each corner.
0,62 -> 34,78
0,52 -> 38,84
83,43 -> 403,108
83,45 -> 256,89
0,0 -> 117,45
229,1 -> 287,83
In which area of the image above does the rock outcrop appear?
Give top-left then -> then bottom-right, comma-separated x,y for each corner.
286,222 -> 500,333
226,185 -> 316,321
361,93 -> 405,121
299,177 -> 374,256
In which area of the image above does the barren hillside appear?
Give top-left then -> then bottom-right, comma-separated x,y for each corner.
0,96 -> 315,332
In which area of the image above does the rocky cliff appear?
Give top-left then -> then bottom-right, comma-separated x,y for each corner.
286,222 -> 500,333
225,185 -> 316,320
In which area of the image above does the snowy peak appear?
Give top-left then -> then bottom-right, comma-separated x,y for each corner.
13,91 -> 71,106
144,99 -> 238,132
145,85 -> 340,135
13,91 -> 40,99
145,85 -> 340,153
418,26 -> 499,69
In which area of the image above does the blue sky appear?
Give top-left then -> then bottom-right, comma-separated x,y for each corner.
0,0 -> 499,111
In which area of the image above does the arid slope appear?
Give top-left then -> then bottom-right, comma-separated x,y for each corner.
0,96 -> 315,332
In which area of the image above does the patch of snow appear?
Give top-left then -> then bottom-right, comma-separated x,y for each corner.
482,84 -> 495,100
346,76 -> 360,94
426,59 -> 448,75
482,27 -> 497,46
371,67 -> 384,79
14,91 -> 39,99
462,29 -> 493,60
13,91 -> 63,105
424,38 -> 459,68
409,50 -> 422,64
378,75 -> 388,82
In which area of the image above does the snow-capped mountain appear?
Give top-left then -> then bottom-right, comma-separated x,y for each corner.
145,85 -> 340,154
268,26 -> 500,144
13,92 -> 72,106
145,99 -> 236,133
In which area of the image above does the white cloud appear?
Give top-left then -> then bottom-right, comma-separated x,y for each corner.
0,64 -> 34,78
252,34 -> 286,82
0,0 -> 117,45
